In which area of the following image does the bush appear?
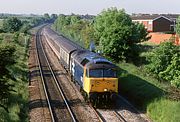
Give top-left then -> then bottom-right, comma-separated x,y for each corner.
159,53 -> 180,87
146,42 -> 180,87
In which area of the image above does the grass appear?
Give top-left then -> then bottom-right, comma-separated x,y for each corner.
117,62 -> 180,122
117,63 -> 164,109
147,98 -> 180,122
0,33 -> 29,122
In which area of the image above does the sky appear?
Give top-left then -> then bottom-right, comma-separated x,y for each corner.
0,0 -> 180,15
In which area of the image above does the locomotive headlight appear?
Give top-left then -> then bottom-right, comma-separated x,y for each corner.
104,88 -> 108,91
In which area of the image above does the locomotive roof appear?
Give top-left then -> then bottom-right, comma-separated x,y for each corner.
72,49 -> 116,69
71,49 -> 90,63
86,63 -> 117,70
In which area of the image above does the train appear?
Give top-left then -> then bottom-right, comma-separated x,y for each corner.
42,26 -> 118,106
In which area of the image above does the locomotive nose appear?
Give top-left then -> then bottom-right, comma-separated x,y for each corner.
89,78 -> 118,93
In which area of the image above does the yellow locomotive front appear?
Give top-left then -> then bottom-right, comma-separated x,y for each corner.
83,63 -> 118,105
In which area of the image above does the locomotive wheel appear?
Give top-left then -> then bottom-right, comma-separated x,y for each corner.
82,91 -> 88,102
90,99 -> 95,107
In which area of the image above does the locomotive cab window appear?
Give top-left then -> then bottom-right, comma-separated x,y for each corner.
104,69 -> 117,78
88,69 -> 117,78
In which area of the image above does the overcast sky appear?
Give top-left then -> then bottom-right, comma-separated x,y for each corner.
0,0 -> 180,15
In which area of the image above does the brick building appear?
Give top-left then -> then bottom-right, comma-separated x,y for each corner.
131,14 -> 179,32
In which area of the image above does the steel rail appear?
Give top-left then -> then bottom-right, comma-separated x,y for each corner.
113,110 -> 127,122
89,105 -> 104,122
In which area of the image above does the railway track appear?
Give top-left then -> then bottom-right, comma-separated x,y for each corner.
113,110 -> 127,122
88,94 -> 149,122
89,105 -> 104,122
115,95 -> 149,122
35,27 -> 77,122
89,104 -> 127,122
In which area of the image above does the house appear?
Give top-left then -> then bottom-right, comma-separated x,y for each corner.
131,14 -> 179,32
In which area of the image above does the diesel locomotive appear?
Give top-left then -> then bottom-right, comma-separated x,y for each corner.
43,26 -> 118,105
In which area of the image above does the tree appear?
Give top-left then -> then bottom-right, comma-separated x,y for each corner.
131,22 -> 150,44
30,17 -> 44,26
44,13 -> 50,22
3,17 -> 22,32
0,43 -> 16,111
176,16 -> 180,35
53,15 -> 94,48
53,15 -> 70,32
51,14 -> 58,20
93,8 -> 149,61
70,15 -> 81,25
80,22 -> 95,48
20,23 -> 31,34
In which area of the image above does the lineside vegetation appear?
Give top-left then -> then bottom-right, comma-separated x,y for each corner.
0,14 -> 56,121
0,33 -> 30,121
